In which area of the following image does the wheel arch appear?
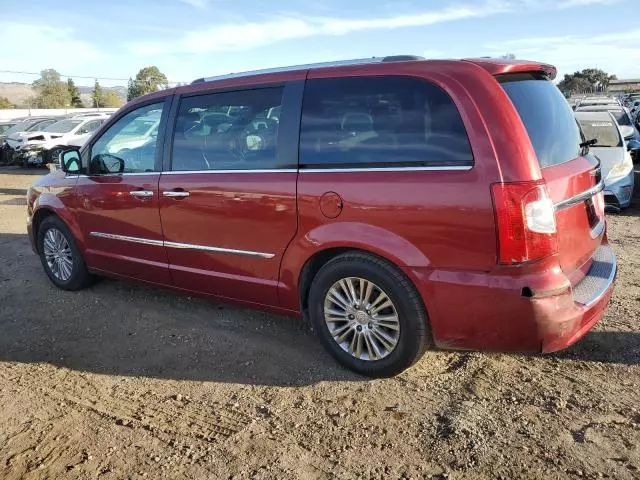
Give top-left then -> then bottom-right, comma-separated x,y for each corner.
32,194 -> 86,253
279,222 -> 431,313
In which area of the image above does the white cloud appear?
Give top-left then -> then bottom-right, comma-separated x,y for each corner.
484,29 -> 640,78
129,1 -> 510,55
0,22 -> 105,75
179,0 -> 209,7
556,0 -> 620,7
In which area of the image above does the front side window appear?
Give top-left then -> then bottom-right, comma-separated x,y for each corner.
90,102 -> 163,174
299,76 -> 473,169
78,120 -> 103,135
170,87 -> 284,171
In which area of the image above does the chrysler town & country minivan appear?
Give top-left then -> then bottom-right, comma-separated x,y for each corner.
27,56 -> 617,377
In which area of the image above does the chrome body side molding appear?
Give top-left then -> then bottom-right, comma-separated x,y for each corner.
89,232 -> 275,259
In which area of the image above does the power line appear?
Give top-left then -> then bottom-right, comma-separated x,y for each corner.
0,70 -> 188,85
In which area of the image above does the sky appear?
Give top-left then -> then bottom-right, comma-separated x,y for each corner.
0,0 -> 638,87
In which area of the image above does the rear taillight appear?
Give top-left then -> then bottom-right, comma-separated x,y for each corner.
491,181 -> 558,264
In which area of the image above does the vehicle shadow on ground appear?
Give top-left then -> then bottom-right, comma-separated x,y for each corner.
0,188 -> 26,196
0,166 -> 48,175
0,233 -> 363,386
551,331 -> 640,366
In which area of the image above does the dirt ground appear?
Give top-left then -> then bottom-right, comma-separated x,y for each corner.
0,166 -> 639,480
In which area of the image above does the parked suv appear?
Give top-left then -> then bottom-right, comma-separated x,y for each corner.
27,57 -> 617,377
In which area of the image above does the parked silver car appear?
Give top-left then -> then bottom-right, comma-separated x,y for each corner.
575,111 -> 635,210
575,104 -> 640,162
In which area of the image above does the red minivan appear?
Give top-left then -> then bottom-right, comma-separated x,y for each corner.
27,56 -> 616,377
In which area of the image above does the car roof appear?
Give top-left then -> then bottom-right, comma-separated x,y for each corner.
164,56 -> 555,96
574,111 -> 618,122
579,98 -> 619,104
126,56 -> 558,109
576,105 -> 624,112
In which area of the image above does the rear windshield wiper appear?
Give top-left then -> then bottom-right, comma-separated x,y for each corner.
580,138 -> 598,155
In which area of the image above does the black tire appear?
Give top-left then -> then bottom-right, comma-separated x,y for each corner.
37,215 -> 93,291
308,252 -> 431,377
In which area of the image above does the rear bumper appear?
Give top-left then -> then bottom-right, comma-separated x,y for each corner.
405,244 -> 616,353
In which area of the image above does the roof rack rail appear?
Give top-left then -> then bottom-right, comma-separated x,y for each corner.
191,55 -> 424,84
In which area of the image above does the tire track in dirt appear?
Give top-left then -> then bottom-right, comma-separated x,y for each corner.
45,373 -> 253,443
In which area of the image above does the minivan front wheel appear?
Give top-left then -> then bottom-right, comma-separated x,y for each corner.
37,215 -> 93,291
308,252 -> 431,377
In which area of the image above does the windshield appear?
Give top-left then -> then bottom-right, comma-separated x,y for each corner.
44,119 -> 83,133
0,124 -> 16,134
3,120 -> 38,135
499,74 -> 582,168
577,119 -> 622,148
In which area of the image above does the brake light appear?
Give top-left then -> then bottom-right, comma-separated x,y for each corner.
491,181 -> 558,264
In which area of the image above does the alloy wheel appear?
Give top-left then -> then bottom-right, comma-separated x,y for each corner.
43,227 -> 73,281
323,277 -> 400,361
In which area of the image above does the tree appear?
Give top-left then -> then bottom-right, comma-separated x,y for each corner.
67,78 -> 84,107
557,68 -> 618,94
127,66 -> 168,101
0,97 -> 15,109
126,77 -> 139,102
100,90 -> 124,108
32,69 -> 71,108
92,79 -> 103,108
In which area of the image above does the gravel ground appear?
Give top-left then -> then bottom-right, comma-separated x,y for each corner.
0,166 -> 639,480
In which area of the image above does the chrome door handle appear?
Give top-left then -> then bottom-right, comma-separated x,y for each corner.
130,190 -> 154,198
163,191 -> 190,198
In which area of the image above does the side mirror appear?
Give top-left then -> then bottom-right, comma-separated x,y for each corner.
91,153 -> 125,175
627,139 -> 640,151
620,125 -> 635,140
60,149 -> 81,174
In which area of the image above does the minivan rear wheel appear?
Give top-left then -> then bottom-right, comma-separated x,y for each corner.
308,252 -> 431,377
37,215 -> 93,291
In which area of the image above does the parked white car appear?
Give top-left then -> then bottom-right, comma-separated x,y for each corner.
68,111 -> 161,153
7,114 -> 110,166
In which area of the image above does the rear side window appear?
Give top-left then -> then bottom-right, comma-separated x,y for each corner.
171,87 -> 283,171
500,74 -> 582,168
299,76 -> 473,169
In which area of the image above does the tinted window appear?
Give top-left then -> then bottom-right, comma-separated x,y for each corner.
299,76 -> 473,169
171,87 -> 283,171
90,103 -> 163,174
500,75 -> 582,168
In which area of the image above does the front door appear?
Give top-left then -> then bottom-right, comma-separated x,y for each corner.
75,100 -> 171,284
158,84 -> 300,306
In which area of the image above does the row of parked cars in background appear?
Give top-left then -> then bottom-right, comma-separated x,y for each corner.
0,113 -> 112,167
570,93 -> 640,211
